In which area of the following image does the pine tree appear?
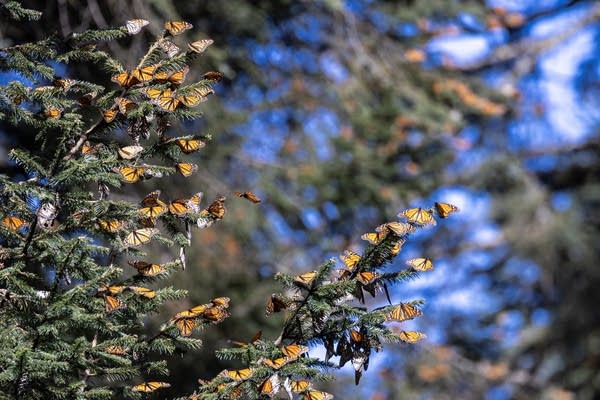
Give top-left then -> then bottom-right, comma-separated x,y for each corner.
0,4 -> 226,399
0,2 -> 459,399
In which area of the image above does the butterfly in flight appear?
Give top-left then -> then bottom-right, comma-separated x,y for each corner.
405,257 -> 433,271
399,207 -> 437,226
233,191 -> 261,204
188,39 -> 214,53
434,202 -> 459,218
164,20 -> 193,36
125,19 -> 149,35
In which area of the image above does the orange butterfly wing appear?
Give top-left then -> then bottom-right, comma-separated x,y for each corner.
187,39 -> 213,53
164,20 -> 193,36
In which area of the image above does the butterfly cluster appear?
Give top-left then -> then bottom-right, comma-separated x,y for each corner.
168,296 -> 231,337
256,202 -> 459,386
194,341 -> 335,400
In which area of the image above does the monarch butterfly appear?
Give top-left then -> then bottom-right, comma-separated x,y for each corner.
202,195 -> 226,219
175,317 -> 197,336
302,390 -> 334,400
174,137 -> 206,154
138,217 -> 156,229
192,85 -> 214,98
202,71 -> 224,81
398,330 -> 426,343
151,88 -> 180,112
111,71 -> 139,88
128,260 -> 165,276
104,345 -> 126,355
400,207 -> 437,226
406,257 -> 433,271
125,18 -> 149,35
172,304 -> 207,320
81,141 -> 101,155
98,285 -> 125,295
115,97 -> 136,115
349,329 -> 364,343
117,145 -> 144,160
169,192 -> 203,215
131,65 -> 158,83
387,303 -> 422,322
2,216 -> 26,232
294,271 -> 317,287
53,77 -> 76,89
210,296 -> 231,308
225,368 -> 253,381
77,91 -> 97,105
175,162 -> 198,177
233,191 -> 261,204
164,20 -> 193,36
167,67 -> 189,85
187,39 -> 213,53
178,92 -> 205,107
186,192 -> 203,213
203,306 -> 229,322
356,271 -> 378,285
259,374 -> 280,396
337,268 -> 352,280
128,286 -> 156,298
169,199 -> 191,216
154,66 -> 189,84
97,219 -> 122,233
384,221 -> 416,236
103,295 -> 125,312
143,87 -> 165,101
216,384 -> 242,398
266,294 -> 288,316
289,380 -> 310,393
139,190 -> 167,218
281,343 -> 308,360
125,228 -> 158,246
361,232 -> 386,245
102,108 -> 118,123
434,202 -> 459,218
390,240 -> 405,256
116,166 -> 147,183
340,250 -> 361,270
159,40 -> 180,58
262,357 -> 289,369
44,107 -> 62,119
131,381 -> 171,393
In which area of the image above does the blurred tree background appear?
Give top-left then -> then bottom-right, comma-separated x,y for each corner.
1,0 -> 599,399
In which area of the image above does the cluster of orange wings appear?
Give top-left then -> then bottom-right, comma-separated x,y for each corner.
1,215 -> 28,232
168,297 -> 231,337
104,20 -> 219,122
261,203 -> 458,386
194,343 -> 333,399
82,138 -> 203,182
97,284 -> 156,312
